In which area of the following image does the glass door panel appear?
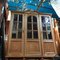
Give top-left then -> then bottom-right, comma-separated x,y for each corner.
12,14 -> 22,39
25,15 -> 41,56
40,15 -> 55,57
27,16 -> 38,39
41,16 -> 52,40
9,14 -> 24,57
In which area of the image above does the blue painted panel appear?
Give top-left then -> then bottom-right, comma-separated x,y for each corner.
8,0 -> 59,19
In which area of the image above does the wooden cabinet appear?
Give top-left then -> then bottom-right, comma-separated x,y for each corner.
6,12 -> 56,58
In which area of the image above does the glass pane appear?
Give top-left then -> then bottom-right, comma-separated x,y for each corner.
41,16 -> 50,30
33,16 -> 37,22
41,16 -> 46,31
43,32 -> 47,39
27,31 -> 32,38
45,16 -> 50,26
18,22 -> 22,30
33,23 -> 37,30
19,15 -> 22,22
45,17 -> 50,26
12,22 -> 17,31
18,31 -> 22,38
47,26 -> 51,30
42,27 -> 46,31
41,16 -> 45,23
33,31 -> 38,39
27,23 -> 32,30
27,16 -> 32,22
12,33 -> 16,38
48,32 -> 52,39
14,14 -> 18,21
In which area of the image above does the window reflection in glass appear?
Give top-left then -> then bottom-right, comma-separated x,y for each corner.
47,26 -> 51,30
42,16 -> 50,28
45,17 -> 50,24
41,16 -> 52,40
41,16 -> 46,31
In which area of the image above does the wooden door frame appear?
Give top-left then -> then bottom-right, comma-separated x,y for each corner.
7,12 -> 25,57
39,15 -> 57,57
24,14 -> 42,57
